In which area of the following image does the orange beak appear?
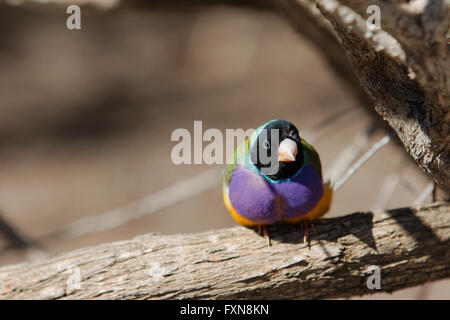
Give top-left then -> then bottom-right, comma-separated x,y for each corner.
278,138 -> 298,162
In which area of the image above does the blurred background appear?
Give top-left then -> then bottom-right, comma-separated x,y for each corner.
0,1 -> 447,299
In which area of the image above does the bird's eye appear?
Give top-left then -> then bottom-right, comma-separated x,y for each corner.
263,140 -> 270,149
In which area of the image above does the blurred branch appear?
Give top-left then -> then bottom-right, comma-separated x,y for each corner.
414,183 -> 435,206
331,134 -> 392,191
0,202 -> 449,299
0,211 -> 48,262
4,0 -> 120,10
325,125 -> 376,182
46,168 -> 222,241
0,212 -> 30,250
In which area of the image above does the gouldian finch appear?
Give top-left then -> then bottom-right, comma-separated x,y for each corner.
222,119 -> 332,242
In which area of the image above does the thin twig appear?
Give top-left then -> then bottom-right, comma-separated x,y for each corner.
0,212 -> 30,249
413,182 -> 434,206
325,125 -> 377,182
370,159 -> 408,210
301,105 -> 358,143
48,167 -> 222,240
370,172 -> 401,210
333,134 -> 392,191
0,211 -> 48,262
400,178 -> 422,197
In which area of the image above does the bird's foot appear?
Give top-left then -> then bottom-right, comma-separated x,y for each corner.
302,220 -> 316,244
257,225 -> 272,246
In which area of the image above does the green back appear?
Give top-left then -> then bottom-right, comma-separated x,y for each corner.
301,137 -> 323,180
223,136 -> 323,186
223,136 -> 251,187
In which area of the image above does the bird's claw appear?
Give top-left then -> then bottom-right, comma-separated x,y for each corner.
302,220 -> 316,243
257,225 -> 272,246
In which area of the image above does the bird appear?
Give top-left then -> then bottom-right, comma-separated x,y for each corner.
222,119 -> 332,244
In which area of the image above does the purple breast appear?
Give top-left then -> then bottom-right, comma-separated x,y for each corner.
272,164 -> 323,219
228,164 -> 323,224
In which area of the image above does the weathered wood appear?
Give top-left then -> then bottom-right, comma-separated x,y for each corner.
252,0 -> 450,195
267,0 -> 450,195
0,202 -> 448,299
307,0 -> 450,195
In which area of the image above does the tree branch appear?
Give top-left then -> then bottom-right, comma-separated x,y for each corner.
307,0 -> 450,195
260,0 -> 450,196
0,212 -> 31,250
0,202 -> 448,299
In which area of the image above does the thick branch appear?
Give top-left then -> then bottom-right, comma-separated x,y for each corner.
0,202 -> 448,299
308,0 -> 450,194
261,0 -> 450,194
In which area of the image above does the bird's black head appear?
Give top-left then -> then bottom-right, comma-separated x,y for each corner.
250,119 -> 303,180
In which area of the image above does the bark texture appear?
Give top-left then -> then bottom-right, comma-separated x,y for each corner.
0,202 -> 448,299
267,0 -> 449,195
269,0 -> 449,194
307,0 -> 450,194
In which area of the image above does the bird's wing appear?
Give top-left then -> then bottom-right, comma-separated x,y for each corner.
223,136 -> 251,187
301,137 -> 323,180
